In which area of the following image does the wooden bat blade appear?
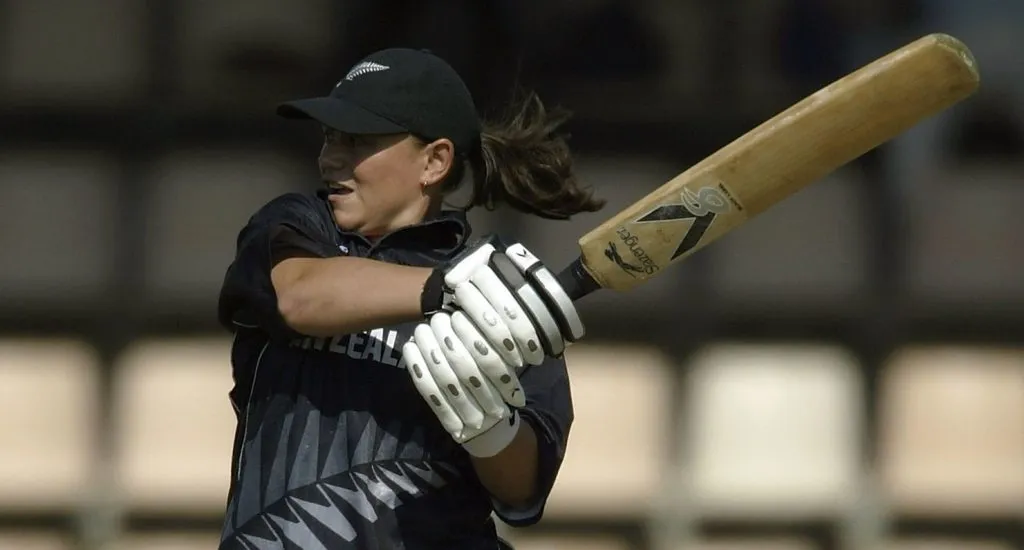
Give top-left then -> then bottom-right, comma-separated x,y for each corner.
559,33 -> 979,299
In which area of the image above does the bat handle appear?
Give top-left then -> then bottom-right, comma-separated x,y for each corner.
556,257 -> 601,302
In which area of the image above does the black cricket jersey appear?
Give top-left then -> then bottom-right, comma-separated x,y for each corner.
216,192 -> 574,550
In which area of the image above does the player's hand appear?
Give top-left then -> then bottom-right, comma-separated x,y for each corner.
401,311 -> 526,457
420,235 -> 585,368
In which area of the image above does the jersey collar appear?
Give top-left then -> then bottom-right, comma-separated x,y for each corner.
335,207 -> 472,259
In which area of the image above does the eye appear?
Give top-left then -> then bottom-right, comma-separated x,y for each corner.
322,127 -> 342,143
350,135 -> 372,149
322,129 -> 381,156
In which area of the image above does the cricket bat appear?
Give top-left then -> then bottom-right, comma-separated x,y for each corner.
555,33 -> 980,301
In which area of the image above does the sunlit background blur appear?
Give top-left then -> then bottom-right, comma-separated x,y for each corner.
1,1 -> 1023,549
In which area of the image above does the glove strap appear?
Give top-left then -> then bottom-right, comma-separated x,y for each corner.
422,234 -> 505,316
420,268 -> 448,316
462,410 -> 521,458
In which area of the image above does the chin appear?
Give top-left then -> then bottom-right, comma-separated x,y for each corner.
330,208 -> 362,232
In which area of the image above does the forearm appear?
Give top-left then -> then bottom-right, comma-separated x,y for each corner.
273,256 -> 433,336
469,419 -> 540,508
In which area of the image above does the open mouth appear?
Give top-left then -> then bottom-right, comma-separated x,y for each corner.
323,182 -> 354,195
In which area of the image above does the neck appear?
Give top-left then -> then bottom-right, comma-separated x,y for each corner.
365,197 -> 443,237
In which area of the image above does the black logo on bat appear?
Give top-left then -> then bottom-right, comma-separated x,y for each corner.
635,184 -> 739,260
605,242 -> 645,277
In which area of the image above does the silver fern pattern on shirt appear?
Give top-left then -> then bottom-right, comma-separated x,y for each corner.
221,409 -> 459,548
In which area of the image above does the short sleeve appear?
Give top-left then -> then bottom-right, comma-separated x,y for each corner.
217,193 -> 340,339
270,224 -> 330,265
491,355 -> 574,527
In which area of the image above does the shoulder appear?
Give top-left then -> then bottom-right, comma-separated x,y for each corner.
246,192 -> 329,230
234,192 -> 340,249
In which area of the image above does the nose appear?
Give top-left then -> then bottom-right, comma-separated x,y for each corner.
319,157 -> 346,173
318,144 -> 350,176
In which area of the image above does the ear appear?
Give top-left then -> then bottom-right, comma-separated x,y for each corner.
420,138 -> 455,188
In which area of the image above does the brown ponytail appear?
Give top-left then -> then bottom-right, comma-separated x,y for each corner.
442,91 -> 606,220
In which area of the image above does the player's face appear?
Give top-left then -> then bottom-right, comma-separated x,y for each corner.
318,127 -> 431,236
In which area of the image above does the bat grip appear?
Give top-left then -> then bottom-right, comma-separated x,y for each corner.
556,257 -> 601,302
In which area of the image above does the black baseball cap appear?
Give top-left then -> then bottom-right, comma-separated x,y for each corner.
277,48 -> 482,155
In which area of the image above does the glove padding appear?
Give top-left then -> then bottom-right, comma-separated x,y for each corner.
402,311 -> 526,457
420,236 -> 585,367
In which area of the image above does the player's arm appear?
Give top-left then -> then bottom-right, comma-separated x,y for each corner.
400,239 -> 577,520
220,193 -> 443,338
269,234 -> 552,338
402,312 -> 572,516
271,255 -> 432,337
468,414 -> 541,508
470,359 -> 571,518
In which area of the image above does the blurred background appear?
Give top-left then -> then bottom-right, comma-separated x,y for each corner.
1,0 -> 1022,549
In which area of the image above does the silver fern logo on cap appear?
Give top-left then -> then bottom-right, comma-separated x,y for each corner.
343,61 -> 390,82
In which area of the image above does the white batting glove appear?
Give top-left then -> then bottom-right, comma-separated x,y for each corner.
420,236 -> 586,367
401,311 -> 526,457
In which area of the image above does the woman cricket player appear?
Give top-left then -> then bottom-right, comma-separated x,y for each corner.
216,47 -> 604,549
